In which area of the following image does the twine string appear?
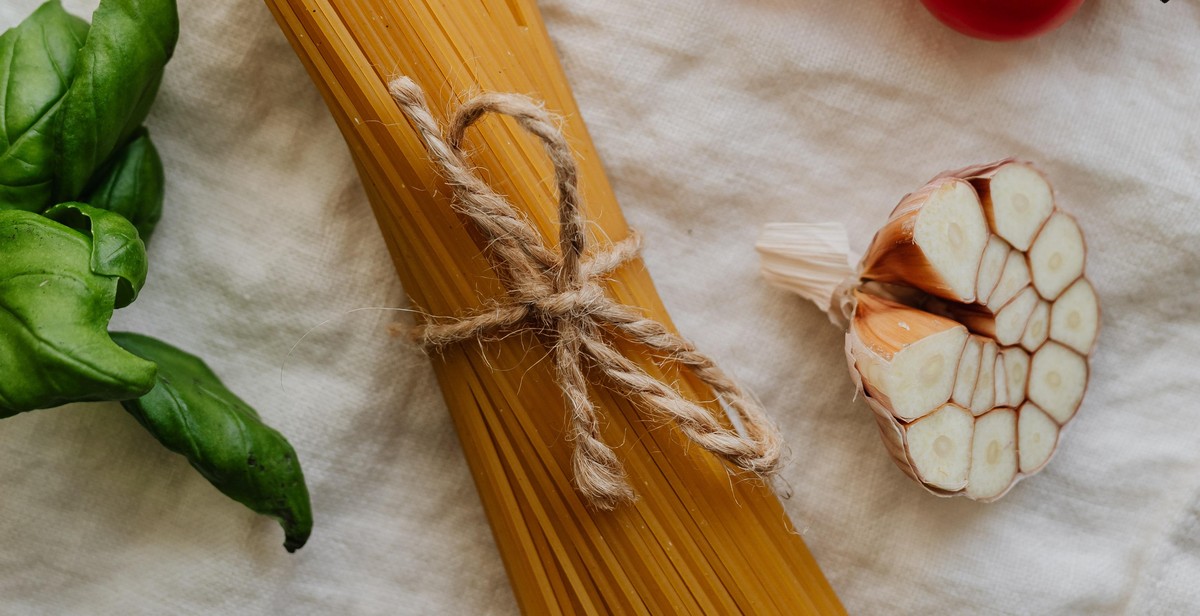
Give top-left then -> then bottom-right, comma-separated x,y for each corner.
389,77 -> 783,509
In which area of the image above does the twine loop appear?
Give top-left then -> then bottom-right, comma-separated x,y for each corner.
389,77 -> 783,509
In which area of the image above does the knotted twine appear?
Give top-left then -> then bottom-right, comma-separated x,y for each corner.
388,77 -> 783,510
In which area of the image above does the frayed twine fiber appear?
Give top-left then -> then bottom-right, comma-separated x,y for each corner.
389,77 -> 783,510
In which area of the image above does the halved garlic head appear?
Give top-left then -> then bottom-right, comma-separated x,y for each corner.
849,160 -> 1097,501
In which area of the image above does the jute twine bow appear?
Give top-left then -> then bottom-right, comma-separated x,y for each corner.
389,77 -> 783,509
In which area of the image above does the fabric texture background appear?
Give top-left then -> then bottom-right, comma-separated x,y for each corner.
2,0 -> 1198,613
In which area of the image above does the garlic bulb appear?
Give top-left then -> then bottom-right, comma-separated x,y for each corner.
758,159 -> 1098,501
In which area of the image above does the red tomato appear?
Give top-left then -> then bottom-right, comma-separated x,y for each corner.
919,0 -> 1086,41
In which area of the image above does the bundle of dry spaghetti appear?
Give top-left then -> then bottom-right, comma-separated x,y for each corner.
262,0 -> 843,613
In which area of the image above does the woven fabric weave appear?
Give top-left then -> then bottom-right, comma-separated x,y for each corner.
1,0 -> 1197,613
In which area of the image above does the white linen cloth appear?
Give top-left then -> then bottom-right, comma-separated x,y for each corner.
2,0 -> 1198,613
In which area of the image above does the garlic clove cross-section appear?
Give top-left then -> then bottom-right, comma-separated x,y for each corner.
966,408 -> 1019,501
1017,402 -> 1059,474
1021,299 -> 1051,352
848,292 -> 968,422
960,161 -> 1055,252
1028,341 -> 1089,424
757,158 -> 1099,502
969,339 -> 998,416
976,236 -> 1010,305
905,403 -> 975,492
951,336 -> 982,408
1028,211 -> 1086,301
858,179 -> 990,303
1049,278 -> 1100,354
1001,347 -> 1030,409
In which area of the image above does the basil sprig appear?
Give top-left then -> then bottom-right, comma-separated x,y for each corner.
0,0 -> 312,552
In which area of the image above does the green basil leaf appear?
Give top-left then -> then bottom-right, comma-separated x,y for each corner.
110,333 -> 314,553
82,127 -> 164,243
54,0 -> 178,201
0,1 -> 89,211
0,210 -> 157,417
44,201 -> 148,308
